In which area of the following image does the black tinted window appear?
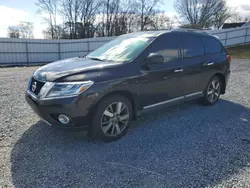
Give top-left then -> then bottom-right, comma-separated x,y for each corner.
150,35 -> 179,63
179,35 -> 204,58
202,37 -> 222,54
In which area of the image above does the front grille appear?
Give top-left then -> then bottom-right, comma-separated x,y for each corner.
29,77 -> 45,95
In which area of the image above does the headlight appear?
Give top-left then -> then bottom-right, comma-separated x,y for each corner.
40,81 -> 94,99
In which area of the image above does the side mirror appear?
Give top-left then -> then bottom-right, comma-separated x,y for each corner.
145,53 -> 164,65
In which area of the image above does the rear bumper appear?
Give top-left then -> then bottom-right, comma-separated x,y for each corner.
25,92 -> 94,130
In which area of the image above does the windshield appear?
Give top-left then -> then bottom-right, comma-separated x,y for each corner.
86,36 -> 153,62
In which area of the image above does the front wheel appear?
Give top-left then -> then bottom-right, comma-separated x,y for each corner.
90,95 -> 132,141
200,76 -> 221,105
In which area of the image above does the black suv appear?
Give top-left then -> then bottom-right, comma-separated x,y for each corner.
26,30 -> 231,141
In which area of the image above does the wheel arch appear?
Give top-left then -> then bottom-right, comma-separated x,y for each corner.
93,90 -> 138,120
214,73 -> 226,94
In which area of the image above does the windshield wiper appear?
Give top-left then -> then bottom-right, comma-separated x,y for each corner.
88,57 -> 104,61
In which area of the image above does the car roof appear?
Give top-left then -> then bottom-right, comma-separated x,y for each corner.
122,29 -> 211,38
121,30 -> 171,38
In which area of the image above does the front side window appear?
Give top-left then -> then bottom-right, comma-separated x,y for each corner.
87,36 -> 153,62
179,35 -> 204,58
202,36 -> 222,54
149,35 -> 179,63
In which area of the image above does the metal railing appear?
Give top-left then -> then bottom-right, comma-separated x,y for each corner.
0,37 -> 115,66
208,26 -> 250,47
0,25 -> 249,66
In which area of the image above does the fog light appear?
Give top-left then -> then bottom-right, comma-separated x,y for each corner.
58,114 -> 70,124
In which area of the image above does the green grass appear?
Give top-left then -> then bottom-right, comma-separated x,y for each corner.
226,44 -> 250,59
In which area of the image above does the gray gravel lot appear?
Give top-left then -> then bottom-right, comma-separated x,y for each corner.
0,60 -> 250,188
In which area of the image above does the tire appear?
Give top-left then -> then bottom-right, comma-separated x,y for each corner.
89,94 -> 132,141
200,76 -> 222,105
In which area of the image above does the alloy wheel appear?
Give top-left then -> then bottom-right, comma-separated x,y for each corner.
207,80 -> 220,103
101,102 -> 129,136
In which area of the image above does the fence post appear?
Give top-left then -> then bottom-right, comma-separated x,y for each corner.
25,42 -> 29,66
244,28 -> 247,45
58,42 -> 61,60
225,32 -> 228,47
87,40 -> 90,55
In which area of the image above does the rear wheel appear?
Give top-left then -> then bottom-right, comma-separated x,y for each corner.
90,95 -> 132,141
200,76 -> 221,105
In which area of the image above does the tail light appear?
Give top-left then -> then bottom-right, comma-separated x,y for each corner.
226,55 -> 231,63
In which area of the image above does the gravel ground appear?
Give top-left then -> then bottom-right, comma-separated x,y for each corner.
0,60 -> 250,188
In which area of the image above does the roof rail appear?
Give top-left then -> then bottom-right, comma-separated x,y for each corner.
172,28 -> 209,35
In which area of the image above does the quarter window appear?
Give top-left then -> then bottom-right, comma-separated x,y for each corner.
179,35 -> 204,58
202,37 -> 222,54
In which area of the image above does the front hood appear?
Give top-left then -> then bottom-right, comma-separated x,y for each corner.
33,57 -> 116,82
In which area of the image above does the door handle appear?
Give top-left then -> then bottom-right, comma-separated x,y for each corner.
207,62 -> 214,66
174,69 -> 183,73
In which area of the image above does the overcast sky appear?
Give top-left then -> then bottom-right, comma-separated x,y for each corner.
0,0 -> 250,39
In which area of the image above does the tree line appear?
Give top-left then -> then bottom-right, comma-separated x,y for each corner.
36,0 -> 174,39
7,21 -> 34,39
8,0 -> 247,39
175,0 -> 234,29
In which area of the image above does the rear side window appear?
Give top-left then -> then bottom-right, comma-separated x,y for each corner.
179,35 -> 204,58
149,35 -> 179,63
202,37 -> 222,54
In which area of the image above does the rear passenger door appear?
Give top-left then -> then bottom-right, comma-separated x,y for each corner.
177,34 -> 205,96
201,36 -> 226,88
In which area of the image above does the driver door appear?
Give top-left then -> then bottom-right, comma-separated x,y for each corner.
137,34 -> 183,108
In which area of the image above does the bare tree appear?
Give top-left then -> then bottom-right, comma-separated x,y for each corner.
213,1 -> 233,29
7,26 -> 20,38
79,0 -> 100,38
61,0 -> 99,38
95,0 -> 135,36
136,0 -> 161,31
100,0 -> 121,36
126,13 -> 140,33
113,0 -> 137,35
35,0 -> 176,39
149,12 -> 173,30
61,0 -> 82,39
19,21 -> 34,38
36,0 -> 60,39
7,21 -> 34,38
96,0 -> 171,35
43,25 -> 65,39
174,0 -> 232,29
